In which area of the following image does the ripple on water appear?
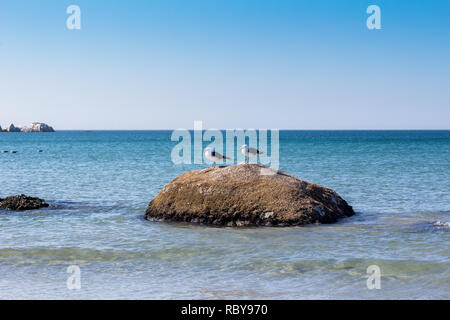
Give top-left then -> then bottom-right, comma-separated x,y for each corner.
1,131 -> 449,298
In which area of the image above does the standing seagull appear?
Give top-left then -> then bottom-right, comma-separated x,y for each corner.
204,147 -> 229,167
240,144 -> 263,163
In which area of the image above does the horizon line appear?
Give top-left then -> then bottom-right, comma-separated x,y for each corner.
15,128 -> 450,131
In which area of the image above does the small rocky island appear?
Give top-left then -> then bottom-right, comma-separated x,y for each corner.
0,195 -> 49,211
0,122 -> 55,132
145,164 -> 355,227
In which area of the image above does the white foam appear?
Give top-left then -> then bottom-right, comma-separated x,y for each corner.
432,220 -> 450,227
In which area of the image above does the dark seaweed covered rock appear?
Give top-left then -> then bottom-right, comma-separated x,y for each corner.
145,164 -> 354,227
0,194 -> 49,211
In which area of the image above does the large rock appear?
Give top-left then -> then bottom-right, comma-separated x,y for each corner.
0,194 -> 49,211
145,164 -> 355,227
5,123 -> 21,132
29,122 -> 55,132
1,122 -> 55,132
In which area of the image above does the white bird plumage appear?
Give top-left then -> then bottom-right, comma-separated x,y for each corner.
204,147 -> 229,167
240,144 -> 263,163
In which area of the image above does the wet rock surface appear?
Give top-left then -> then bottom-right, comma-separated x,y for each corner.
0,194 -> 49,211
145,164 -> 355,227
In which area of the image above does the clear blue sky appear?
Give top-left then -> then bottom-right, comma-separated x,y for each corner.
0,0 -> 449,129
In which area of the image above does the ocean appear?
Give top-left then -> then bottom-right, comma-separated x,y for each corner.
0,130 -> 449,299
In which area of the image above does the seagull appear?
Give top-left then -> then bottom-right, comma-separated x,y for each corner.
240,144 -> 263,163
204,147 -> 229,167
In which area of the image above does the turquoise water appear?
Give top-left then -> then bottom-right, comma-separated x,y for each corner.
0,130 -> 449,299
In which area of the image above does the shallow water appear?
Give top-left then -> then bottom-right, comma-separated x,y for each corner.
0,131 -> 449,299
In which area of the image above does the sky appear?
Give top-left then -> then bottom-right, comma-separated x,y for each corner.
0,0 -> 449,130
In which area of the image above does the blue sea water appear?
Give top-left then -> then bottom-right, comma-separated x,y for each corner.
0,130 -> 449,299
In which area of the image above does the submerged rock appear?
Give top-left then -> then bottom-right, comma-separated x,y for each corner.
145,164 -> 354,227
0,194 -> 49,211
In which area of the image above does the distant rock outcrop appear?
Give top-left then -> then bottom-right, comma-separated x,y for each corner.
1,122 -> 55,132
4,123 -> 21,132
0,194 -> 49,211
145,164 -> 355,227
30,122 -> 55,132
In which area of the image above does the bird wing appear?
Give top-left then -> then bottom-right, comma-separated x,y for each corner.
214,151 -> 230,160
249,147 -> 263,154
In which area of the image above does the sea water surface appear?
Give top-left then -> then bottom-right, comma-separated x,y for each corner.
0,130 -> 449,299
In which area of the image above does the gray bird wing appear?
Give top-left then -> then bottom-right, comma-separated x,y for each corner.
249,147 -> 263,154
215,151 -> 230,160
